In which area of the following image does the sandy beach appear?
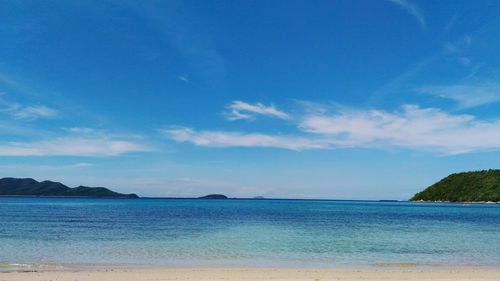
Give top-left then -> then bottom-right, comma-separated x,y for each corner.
1,266 -> 499,281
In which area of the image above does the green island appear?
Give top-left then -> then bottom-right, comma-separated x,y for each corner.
0,177 -> 139,198
410,170 -> 500,202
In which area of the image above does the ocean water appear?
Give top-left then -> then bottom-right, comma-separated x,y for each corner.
0,197 -> 499,268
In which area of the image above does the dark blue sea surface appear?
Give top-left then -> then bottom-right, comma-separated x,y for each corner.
0,197 -> 499,267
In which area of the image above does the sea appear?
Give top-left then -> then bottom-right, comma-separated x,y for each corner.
0,197 -> 499,268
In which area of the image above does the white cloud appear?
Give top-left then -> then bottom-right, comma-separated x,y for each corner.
417,82 -> 500,108
300,105 -> 500,154
162,127 -> 329,151
164,104 -> 500,155
225,101 -> 290,121
0,137 -> 150,157
387,0 -> 425,28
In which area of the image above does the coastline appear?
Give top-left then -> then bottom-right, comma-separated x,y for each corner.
1,265 -> 499,281
2,195 -> 499,204
411,200 -> 500,204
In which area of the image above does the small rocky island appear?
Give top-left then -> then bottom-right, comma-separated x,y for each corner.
0,177 -> 139,198
198,194 -> 228,199
410,170 -> 500,203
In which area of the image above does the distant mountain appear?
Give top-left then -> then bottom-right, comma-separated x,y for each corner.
0,177 -> 139,198
198,194 -> 228,199
410,170 -> 500,202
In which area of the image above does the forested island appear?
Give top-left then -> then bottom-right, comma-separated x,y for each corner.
198,194 -> 228,199
0,177 -> 139,198
411,170 -> 500,202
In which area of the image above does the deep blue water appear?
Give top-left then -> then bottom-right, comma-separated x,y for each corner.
0,197 -> 499,267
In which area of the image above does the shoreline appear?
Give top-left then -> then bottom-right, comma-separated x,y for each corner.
1,265 -> 499,281
2,262 -> 500,272
3,261 -> 500,271
411,200 -> 500,204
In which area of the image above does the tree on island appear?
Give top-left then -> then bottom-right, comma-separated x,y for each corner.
411,169 -> 500,202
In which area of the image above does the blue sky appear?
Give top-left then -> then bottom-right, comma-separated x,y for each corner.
1,0 -> 500,199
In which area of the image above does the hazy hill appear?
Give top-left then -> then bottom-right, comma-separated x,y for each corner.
0,177 -> 139,198
410,170 -> 500,202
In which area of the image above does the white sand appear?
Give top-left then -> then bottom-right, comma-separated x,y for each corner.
1,266 -> 499,281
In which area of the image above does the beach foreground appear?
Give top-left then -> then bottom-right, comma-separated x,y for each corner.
1,267 -> 500,281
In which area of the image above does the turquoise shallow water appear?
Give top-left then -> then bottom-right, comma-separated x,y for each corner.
0,197 -> 499,267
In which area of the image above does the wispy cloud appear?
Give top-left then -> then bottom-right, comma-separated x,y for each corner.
0,95 -> 58,121
177,75 -> 189,82
12,105 -> 58,120
64,127 -> 96,134
0,137 -> 150,157
162,127 -> 328,151
386,0 -> 426,28
133,2 -> 226,85
417,82 -> 500,109
443,35 -> 472,54
443,13 -> 459,34
0,162 -> 93,171
164,103 -> 500,155
443,35 -> 473,66
0,72 -> 25,91
71,162 -> 93,168
225,101 -> 290,121
0,128 -> 151,157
